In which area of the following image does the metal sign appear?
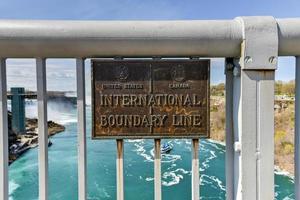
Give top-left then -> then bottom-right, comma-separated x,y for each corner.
92,59 -> 210,139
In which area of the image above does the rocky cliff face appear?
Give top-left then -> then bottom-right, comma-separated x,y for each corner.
210,96 -> 296,175
8,112 -> 17,146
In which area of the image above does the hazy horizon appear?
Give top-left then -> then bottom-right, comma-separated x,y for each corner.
6,57 -> 296,93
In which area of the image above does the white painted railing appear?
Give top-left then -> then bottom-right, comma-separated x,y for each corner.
295,57 -> 300,200
0,16 -> 300,200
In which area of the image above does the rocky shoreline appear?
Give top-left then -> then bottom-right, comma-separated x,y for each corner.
8,112 -> 65,164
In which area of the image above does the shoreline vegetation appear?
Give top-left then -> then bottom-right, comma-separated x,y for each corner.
8,111 -> 65,164
211,80 -> 296,175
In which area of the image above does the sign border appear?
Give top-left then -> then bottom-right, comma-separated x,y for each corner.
91,59 -> 210,139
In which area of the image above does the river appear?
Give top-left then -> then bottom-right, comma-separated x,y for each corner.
8,100 -> 295,200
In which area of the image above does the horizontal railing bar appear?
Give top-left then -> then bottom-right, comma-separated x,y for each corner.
0,18 -> 299,57
0,20 -> 241,58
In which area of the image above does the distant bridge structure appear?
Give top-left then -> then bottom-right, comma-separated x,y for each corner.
7,92 -> 37,99
6,91 -> 76,104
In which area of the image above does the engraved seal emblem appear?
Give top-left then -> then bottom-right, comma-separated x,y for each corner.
115,66 -> 129,81
171,65 -> 186,82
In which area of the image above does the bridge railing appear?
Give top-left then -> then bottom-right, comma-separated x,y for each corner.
0,16 -> 300,200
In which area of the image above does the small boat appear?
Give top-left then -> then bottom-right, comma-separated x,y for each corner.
48,140 -> 53,147
161,143 -> 173,154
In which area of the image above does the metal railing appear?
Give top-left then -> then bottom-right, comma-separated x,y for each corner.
0,16 -> 300,200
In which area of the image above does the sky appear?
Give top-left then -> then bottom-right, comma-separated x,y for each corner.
1,0 -> 299,91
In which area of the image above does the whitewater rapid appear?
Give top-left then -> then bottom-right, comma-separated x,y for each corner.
7,100 -> 294,200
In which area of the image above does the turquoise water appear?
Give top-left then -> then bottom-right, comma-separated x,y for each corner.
8,101 -> 295,200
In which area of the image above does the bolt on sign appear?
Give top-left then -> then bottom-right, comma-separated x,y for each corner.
92,59 -> 210,139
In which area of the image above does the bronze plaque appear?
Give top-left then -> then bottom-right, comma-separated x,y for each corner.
92,59 -> 210,139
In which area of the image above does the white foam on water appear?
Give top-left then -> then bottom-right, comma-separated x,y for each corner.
161,153 -> 181,163
210,176 -> 226,191
207,139 -> 225,146
204,140 -> 226,153
167,163 -> 177,170
200,196 -> 223,200
132,140 -> 188,187
184,139 -> 191,145
184,145 -> 192,151
200,174 -> 225,192
275,190 -> 279,198
127,139 -> 144,143
200,174 -> 211,186
8,180 -> 20,200
173,139 -> 182,145
275,167 -> 294,180
162,168 -> 190,187
201,150 -> 217,170
275,183 -> 295,200
145,177 -> 154,182
282,195 -> 294,200
150,148 -> 154,157
93,182 -> 111,198
132,140 -> 182,164
162,171 -> 182,186
132,141 -> 153,162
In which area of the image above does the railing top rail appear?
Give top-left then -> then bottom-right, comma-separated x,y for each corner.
0,17 -> 299,58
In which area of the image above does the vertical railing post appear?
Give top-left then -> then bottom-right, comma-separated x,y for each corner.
76,58 -> 87,200
232,61 -> 276,200
192,138 -> 199,200
117,139 -> 124,200
36,58 -> 48,200
225,58 -> 234,200
295,56 -> 300,200
233,16 -> 277,200
0,58 -> 8,200
154,139 -> 161,200
152,57 -> 162,200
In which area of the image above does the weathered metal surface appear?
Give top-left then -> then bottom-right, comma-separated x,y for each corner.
236,16 -> 278,70
92,60 -> 210,139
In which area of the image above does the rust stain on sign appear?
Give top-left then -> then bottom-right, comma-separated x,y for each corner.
92,59 -> 210,139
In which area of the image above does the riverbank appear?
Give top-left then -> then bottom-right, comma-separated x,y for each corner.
210,95 -> 295,175
8,112 -> 65,164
